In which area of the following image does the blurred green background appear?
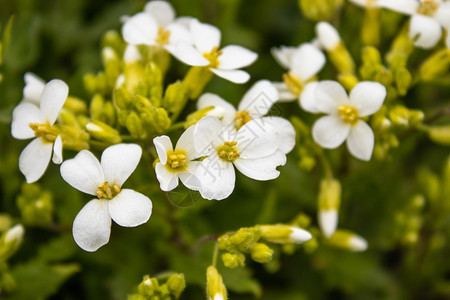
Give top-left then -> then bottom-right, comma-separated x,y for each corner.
1,0 -> 450,299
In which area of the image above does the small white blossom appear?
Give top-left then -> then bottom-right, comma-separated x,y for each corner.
193,116 -> 286,200
171,19 -> 258,83
11,79 -> 68,183
197,80 -> 296,154
272,43 -> 326,102
153,125 -> 201,191
122,0 -> 192,54
304,81 -> 386,161
60,144 -> 152,252
377,0 -> 450,49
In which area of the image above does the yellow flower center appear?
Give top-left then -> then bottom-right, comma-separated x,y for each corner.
338,105 -> 359,126
29,122 -> 58,143
217,141 -> 240,162
97,181 -> 121,200
418,0 -> 439,15
155,26 -> 171,46
203,46 -> 223,68
165,149 -> 188,172
282,72 -> 303,96
235,110 -> 252,130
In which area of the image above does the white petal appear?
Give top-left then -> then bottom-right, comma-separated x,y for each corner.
197,93 -> 237,126
124,44 -> 142,63
108,189 -> 152,227
291,43 -> 326,82
349,81 -> 386,117
171,43 -> 209,66
319,210 -> 338,238
196,155 -> 235,200
101,143 -> 142,187
166,23 -> 192,45
19,138 -> 53,183
349,235 -> 368,251
262,116 -> 296,154
60,150 -> 104,195
210,68 -> 250,84
155,162 -> 179,191
218,45 -> 258,70
174,16 -> 195,29
144,0 -> 175,27
299,81 -> 320,113
377,0 -> 418,15
314,81 -> 350,114
11,103 -> 44,140
316,22 -> 341,51
238,80 -> 278,117
272,82 -> 297,102
312,115 -> 351,148
72,199 -> 111,252
236,119 -> 279,159
190,19 -> 221,53
234,150 -> 286,180
175,125 -> 201,160
179,162 -> 202,191
271,46 -> 297,69
193,116 -> 224,155
122,13 -> 158,46
52,135 -> 63,164
435,3 -> 450,28
23,72 -> 45,104
153,136 -> 172,165
39,79 -> 69,125
409,14 -> 442,49
346,120 -> 374,161
289,227 -> 312,244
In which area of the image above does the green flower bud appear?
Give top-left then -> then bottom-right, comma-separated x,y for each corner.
101,30 -> 125,57
184,106 -> 215,129
249,243 -> 273,263
138,275 -> 155,296
17,183 -> 53,227
337,73 -> 358,91
221,252 -> 245,269
153,107 -> 171,134
419,49 -> 450,82
163,81 -> 186,114
166,274 -> 186,299
0,224 -> 25,261
318,177 -> 341,238
361,8 -> 380,46
206,266 -> 227,300
259,224 -> 312,244
85,120 -> 122,145
298,0 -> 343,21
326,230 -> 368,252
0,214 -> 12,232
63,96 -> 87,114
126,112 -> 146,139
395,67 -> 411,96
182,67 -> 213,100
114,87 -> 132,110
217,235 -> 232,250
428,125 -> 450,146
328,43 -> 355,74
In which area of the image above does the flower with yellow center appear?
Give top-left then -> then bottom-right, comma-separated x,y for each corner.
11,79 -> 68,183
170,19 -> 258,84
60,144 -> 152,252
197,80 -> 296,155
309,80 -> 386,161
153,125 -> 201,192
193,116 -> 287,200
377,0 -> 450,49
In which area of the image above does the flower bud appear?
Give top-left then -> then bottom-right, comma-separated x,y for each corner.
419,49 -> 450,82
101,30 -> 125,56
126,112 -> 146,139
85,120 -> 122,145
163,81 -> 186,114
299,0 -> 343,21
63,96 -> 87,114
0,224 -> 25,261
182,66 -> 213,99
318,178 -> 341,238
138,275 -> 156,296
221,252 -> 245,269
184,106 -> 215,128
326,230 -> 368,252
167,274 -> 186,299
249,243 -> 273,263
361,7 -> 380,46
428,125 -> 450,146
259,224 -> 312,244
206,266 -> 227,300
17,183 -> 53,227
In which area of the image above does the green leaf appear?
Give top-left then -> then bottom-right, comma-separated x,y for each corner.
1,16 -> 14,60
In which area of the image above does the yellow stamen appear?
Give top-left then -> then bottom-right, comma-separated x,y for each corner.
155,26 -> 171,45
282,72 -> 303,96
338,105 -> 359,126
97,181 -> 121,200
203,46 -> 223,68
29,122 -> 58,143
235,110 -> 252,130
165,149 -> 188,172
217,141 -> 240,162
417,0 -> 439,15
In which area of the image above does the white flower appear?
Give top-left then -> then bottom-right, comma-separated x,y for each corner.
22,73 -> 45,105
193,116 -> 286,200
377,0 -> 450,49
153,125 -> 201,191
197,80 -> 296,154
305,81 -> 386,161
122,0 -> 192,54
271,43 -> 326,102
11,79 -> 68,183
171,19 -> 258,83
315,22 -> 341,51
60,144 -> 152,252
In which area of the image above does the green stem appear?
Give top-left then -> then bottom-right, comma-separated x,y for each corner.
212,242 -> 220,268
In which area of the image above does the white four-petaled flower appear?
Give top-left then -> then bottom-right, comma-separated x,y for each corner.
60,144 -> 152,252
197,80 -> 296,154
172,19 -> 258,83
193,116 -> 286,200
303,81 -> 386,161
377,0 -> 450,49
11,79 -> 68,183
153,125 -> 201,191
